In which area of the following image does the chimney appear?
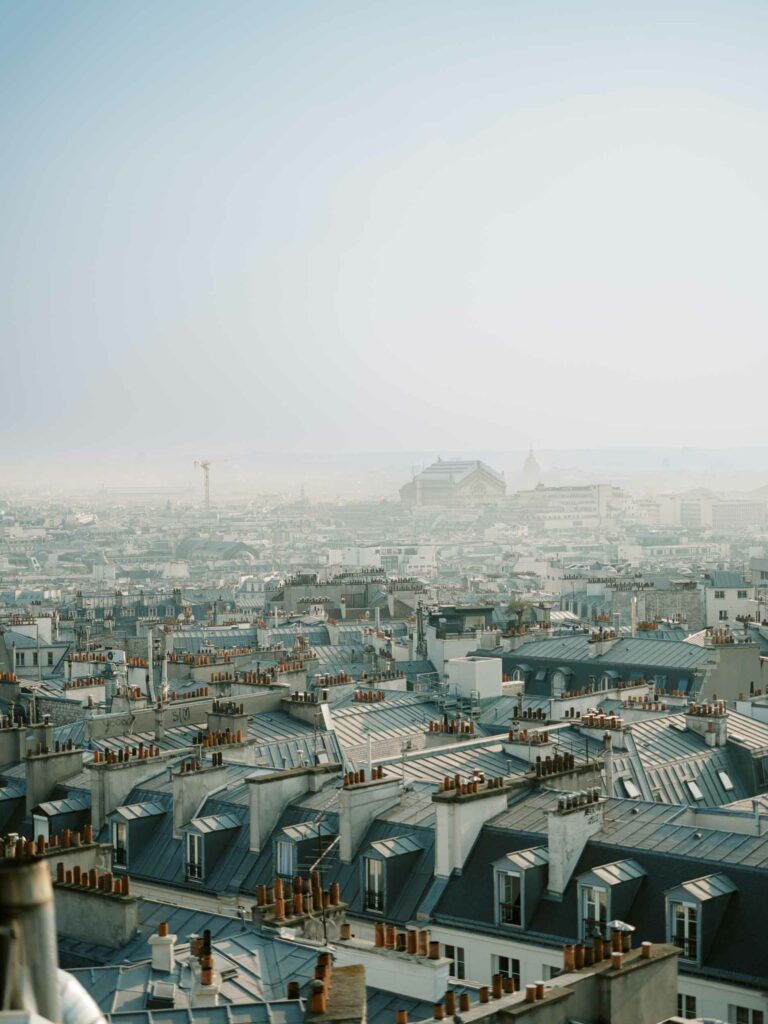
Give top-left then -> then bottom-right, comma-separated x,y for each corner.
206,701 -> 248,740
284,692 -> 334,729
25,744 -> 84,815
334,929 -> 450,1002
0,719 -> 25,764
684,701 -> 727,746
192,930 -> 221,1007
247,764 -> 341,852
87,744 -> 167,831
53,866 -> 138,948
173,757 -> 228,838
339,769 -> 401,863
27,717 -> 55,754
433,776 -> 509,877
149,921 -> 177,973
547,790 -> 604,898
587,628 -> 619,657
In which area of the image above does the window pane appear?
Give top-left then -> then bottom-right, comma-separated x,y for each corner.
500,873 -> 522,925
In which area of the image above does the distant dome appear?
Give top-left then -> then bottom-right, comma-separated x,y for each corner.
521,447 -> 540,489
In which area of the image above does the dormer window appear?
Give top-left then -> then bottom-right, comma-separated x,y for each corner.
664,873 -> 737,967
498,872 -> 522,926
492,846 -> 548,930
186,833 -> 203,881
669,901 -> 698,961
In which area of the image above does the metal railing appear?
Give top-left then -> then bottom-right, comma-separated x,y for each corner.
364,890 -> 384,911
672,934 -> 698,960
500,902 -> 522,926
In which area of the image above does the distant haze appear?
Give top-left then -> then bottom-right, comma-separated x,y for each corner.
3,1 -> 768,478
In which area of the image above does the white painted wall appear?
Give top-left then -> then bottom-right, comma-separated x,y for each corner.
445,656 -> 502,700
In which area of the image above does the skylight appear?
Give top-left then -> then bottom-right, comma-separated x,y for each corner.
716,770 -> 734,792
622,778 -> 640,799
686,780 -> 704,802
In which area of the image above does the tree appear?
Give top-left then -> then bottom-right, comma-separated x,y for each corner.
506,598 -> 531,631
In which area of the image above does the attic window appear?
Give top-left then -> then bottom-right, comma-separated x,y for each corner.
686,780 -> 705,802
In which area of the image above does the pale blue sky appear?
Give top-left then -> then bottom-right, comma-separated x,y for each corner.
2,0 -> 767,471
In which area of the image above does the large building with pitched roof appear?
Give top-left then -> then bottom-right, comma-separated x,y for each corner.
399,459 -> 506,507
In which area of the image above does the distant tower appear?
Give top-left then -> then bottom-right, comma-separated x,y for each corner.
521,447 -> 540,489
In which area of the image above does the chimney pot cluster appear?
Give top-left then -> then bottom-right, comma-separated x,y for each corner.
556,788 -> 601,813
435,972 -> 515,1019
687,701 -> 727,717
375,923 -> 432,957
622,696 -> 668,712
291,691 -> 322,704
535,752 -> 577,777
508,727 -> 548,743
254,873 -> 341,920
27,739 -> 77,758
353,689 -> 385,703
313,672 -> 352,687
200,728 -> 243,747
581,713 -> 625,730
429,716 -> 474,735
3,824 -> 94,857
439,772 -> 505,795
513,706 -> 547,721
180,753 -> 224,773
55,861 -> 131,896
93,743 -> 159,764
343,766 -> 384,786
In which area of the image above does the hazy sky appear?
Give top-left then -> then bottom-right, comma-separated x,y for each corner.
3,0 -> 768,469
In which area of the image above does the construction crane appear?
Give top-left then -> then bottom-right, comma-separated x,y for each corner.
194,457 -> 235,510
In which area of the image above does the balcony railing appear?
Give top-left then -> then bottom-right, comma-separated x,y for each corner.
364,890 -> 384,911
583,916 -> 607,939
113,847 -> 127,866
500,902 -> 522,926
186,862 -> 203,881
672,935 -> 698,960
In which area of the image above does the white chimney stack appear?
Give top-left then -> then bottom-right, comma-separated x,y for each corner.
547,790 -> 604,898
149,923 -> 177,973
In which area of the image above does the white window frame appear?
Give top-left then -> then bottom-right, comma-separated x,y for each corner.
444,944 -> 465,980
580,883 -> 608,941
112,821 -> 128,867
363,856 -> 384,913
186,832 -> 203,881
668,900 -> 699,963
492,955 -> 520,988
677,993 -> 697,1019
728,1007 -> 764,1024
275,839 -> 295,878
497,871 -> 523,927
